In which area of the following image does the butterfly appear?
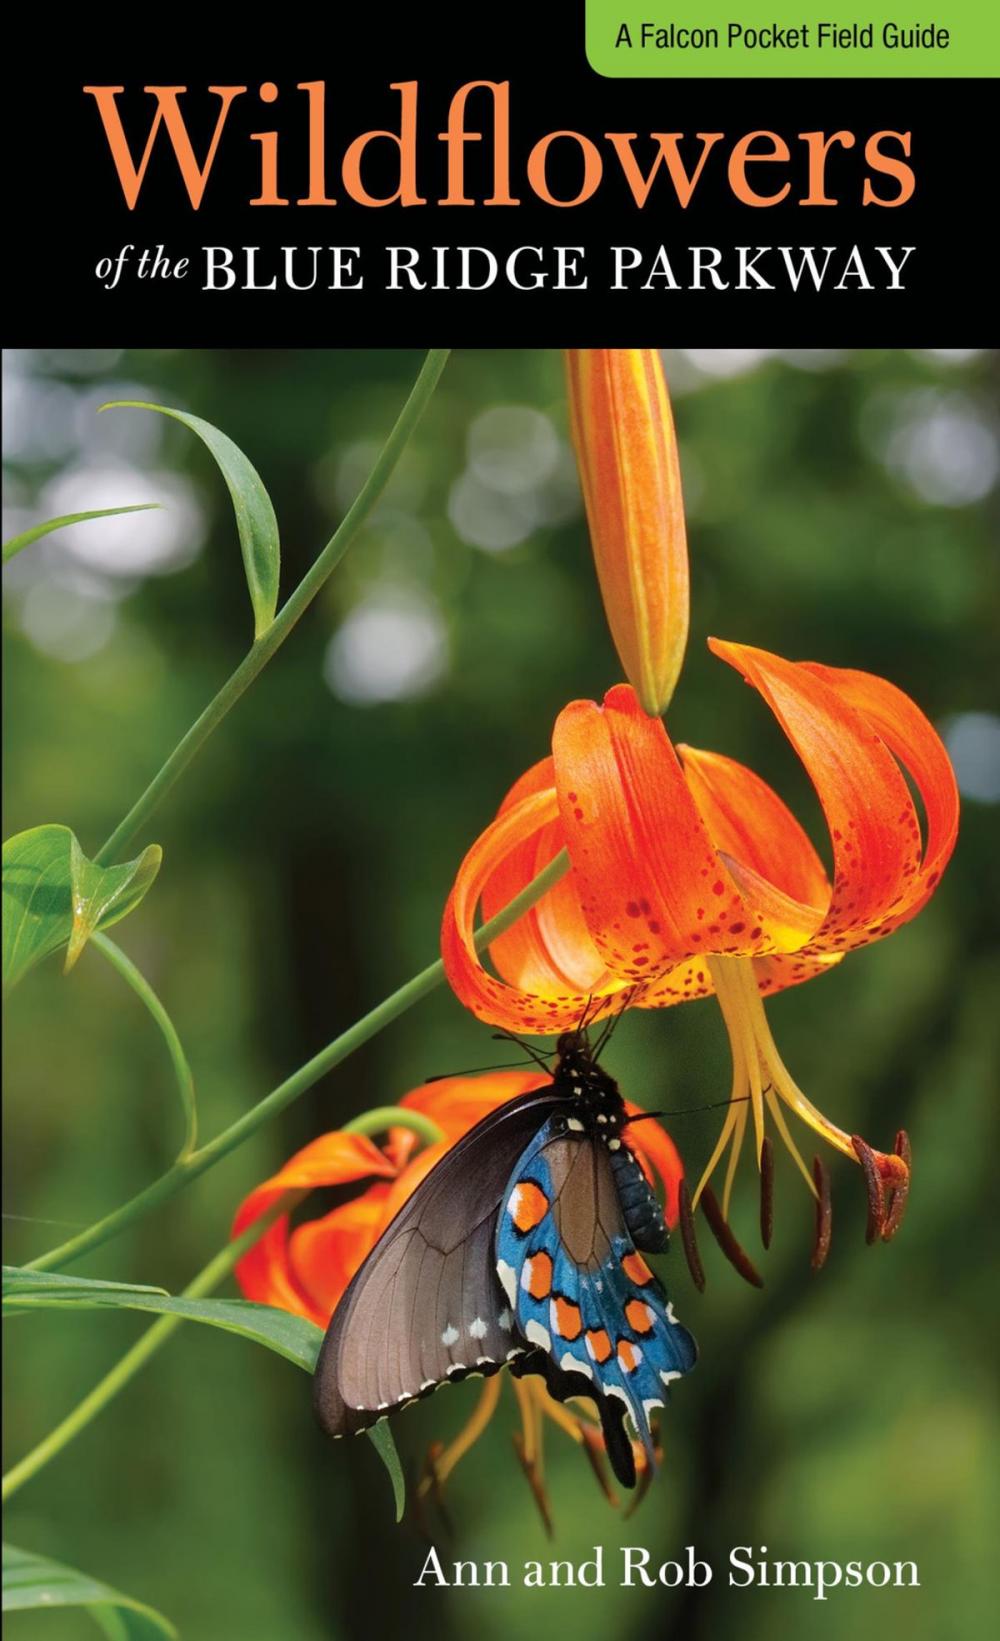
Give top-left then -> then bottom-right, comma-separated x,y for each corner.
313,1028 -> 696,1488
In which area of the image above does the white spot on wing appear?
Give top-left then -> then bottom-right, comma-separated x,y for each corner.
441,1324 -> 459,1347
660,1369 -> 682,1386
469,1317 -> 487,1339
567,1116 -> 585,1132
498,1308 -> 514,1332
643,1397 -> 664,1418
560,1352 -> 592,1380
497,1260 -> 517,1305
525,1320 -> 551,1350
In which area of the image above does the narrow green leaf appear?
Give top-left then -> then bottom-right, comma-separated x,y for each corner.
2,825 -> 161,990
1,505 -> 160,565
2,1543 -> 176,1639
2,1268 -> 167,1305
367,1422 -> 406,1522
1,1266 -> 324,1372
102,401 -> 280,638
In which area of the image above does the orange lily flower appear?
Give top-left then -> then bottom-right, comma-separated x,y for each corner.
232,1068 -> 685,1519
566,348 -> 688,716
441,640 -> 959,1248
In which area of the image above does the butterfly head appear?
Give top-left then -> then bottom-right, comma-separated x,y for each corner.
553,1029 -> 627,1146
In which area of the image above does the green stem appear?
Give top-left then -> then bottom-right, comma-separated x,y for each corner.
343,1108 -> 444,1146
2,1192 -> 297,1503
25,849 -> 570,1275
91,932 -> 197,1156
95,348 -> 450,866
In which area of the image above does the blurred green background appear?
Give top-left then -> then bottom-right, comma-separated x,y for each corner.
3,347 -> 998,1641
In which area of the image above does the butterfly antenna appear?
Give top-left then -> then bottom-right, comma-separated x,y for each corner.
425,1058 -> 544,1081
625,1094 -> 753,1123
490,1031 -> 554,1072
590,985 -> 639,1062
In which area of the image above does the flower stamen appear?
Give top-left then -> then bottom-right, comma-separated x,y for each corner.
882,1130 -> 912,1242
700,1186 -> 765,1288
678,1181 -> 706,1292
851,1135 -> 887,1243
759,1135 -> 774,1250
417,1373 -> 503,1499
811,1156 -> 833,1270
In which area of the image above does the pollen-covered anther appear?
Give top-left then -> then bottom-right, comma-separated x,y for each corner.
851,1134 -> 888,1243
881,1129 -> 912,1242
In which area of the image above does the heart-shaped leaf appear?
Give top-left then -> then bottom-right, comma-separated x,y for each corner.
2,1265 -> 405,1513
3,1543 -> 176,1639
2,504 -> 161,564
2,825 -> 161,990
103,402 -> 280,638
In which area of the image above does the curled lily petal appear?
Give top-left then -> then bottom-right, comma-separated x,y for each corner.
678,745 -> 830,912
481,758 -> 610,996
552,685 -> 813,969
441,780 -> 626,1032
799,662 -> 959,935
566,349 -> 689,716
708,640 -> 942,954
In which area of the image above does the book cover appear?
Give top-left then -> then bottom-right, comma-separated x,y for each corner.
3,9 -> 996,1640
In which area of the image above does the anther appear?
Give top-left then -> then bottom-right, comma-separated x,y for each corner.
577,1423 -> 619,1507
759,1135 -> 774,1250
512,1432 -> 554,1538
851,1135 -> 886,1243
881,1129 -> 912,1242
810,1155 -> 832,1271
623,1451 -> 656,1520
678,1181 -> 706,1293
700,1187 -> 765,1288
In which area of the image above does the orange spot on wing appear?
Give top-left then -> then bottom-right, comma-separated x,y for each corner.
625,1299 -> 656,1334
622,1252 -> 654,1286
617,1339 -> 643,1373
585,1328 -> 613,1364
550,1296 -> 583,1340
509,1181 -> 549,1233
524,1251 -> 553,1299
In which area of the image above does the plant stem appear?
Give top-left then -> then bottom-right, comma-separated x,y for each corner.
95,349 -> 450,866
91,932 -> 198,1156
2,1193 -> 297,1503
25,849 -> 570,1275
343,1107 -> 444,1146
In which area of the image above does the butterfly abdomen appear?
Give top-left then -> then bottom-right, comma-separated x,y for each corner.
612,1143 -> 669,1253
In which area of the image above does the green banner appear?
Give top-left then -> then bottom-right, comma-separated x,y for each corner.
586,2 -> 1000,76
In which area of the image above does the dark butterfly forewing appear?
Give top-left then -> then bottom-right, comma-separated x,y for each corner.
313,1087 -> 563,1438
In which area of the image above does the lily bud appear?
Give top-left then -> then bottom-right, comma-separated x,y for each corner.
565,349 -> 689,716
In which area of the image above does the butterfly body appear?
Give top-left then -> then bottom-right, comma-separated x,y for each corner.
313,1031 -> 696,1489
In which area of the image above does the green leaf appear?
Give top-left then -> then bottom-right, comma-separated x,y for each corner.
2,1268 -> 169,1307
1,505 -> 160,565
2,825 -> 161,991
2,1543 -> 176,1638
103,401 -> 280,638
367,1421 -> 406,1523
1,1266 -> 323,1372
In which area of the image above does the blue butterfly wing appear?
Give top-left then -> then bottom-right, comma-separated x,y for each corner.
496,1115 -> 696,1487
